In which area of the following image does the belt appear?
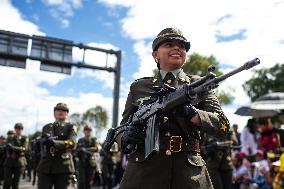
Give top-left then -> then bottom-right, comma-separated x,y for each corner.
159,134 -> 200,156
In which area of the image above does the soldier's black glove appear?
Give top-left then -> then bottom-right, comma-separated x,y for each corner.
43,137 -> 55,146
6,143 -> 15,151
78,147 -> 87,153
121,121 -> 145,154
173,104 -> 198,120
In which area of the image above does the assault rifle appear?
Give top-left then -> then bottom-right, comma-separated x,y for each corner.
0,144 -> 14,153
103,58 -> 260,159
202,140 -> 241,155
39,133 -> 58,158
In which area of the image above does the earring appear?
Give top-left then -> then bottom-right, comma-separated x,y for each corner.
155,58 -> 159,63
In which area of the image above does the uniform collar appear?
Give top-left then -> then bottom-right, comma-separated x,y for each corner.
152,69 -> 191,85
159,69 -> 180,80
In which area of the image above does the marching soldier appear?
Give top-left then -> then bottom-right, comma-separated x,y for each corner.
6,130 -> 15,139
201,133 -> 234,189
0,136 -> 6,187
3,123 -> 29,189
118,28 -> 229,189
37,103 -> 77,189
77,125 -> 99,189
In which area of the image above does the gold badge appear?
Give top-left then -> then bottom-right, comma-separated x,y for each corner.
220,123 -> 228,132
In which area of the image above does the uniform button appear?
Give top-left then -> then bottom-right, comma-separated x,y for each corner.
163,117 -> 169,123
165,132 -> 170,136
166,150 -> 171,156
135,157 -> 139,162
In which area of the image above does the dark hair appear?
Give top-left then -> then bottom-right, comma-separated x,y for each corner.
247,119 -> 256,133
257,118 -> 268,125
157,63 -> 160,70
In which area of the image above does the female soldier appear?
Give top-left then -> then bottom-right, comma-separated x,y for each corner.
119,28 -> 229,189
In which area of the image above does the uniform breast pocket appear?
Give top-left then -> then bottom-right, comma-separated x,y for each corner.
187,153 -> 205,167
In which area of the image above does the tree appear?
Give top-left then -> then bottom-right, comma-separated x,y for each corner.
183,53 -> 222,76
243,63 -> 284,101
183,53 -> 233,105
69,106 -> 108,138
153,53 -> 233,105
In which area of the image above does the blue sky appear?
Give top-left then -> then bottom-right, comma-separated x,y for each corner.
0,0 -> 284,139
11,0 -> 135,97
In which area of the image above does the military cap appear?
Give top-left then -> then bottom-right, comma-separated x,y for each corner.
152,28 -> 191,52
14,122 -> 24,129
54,102 -> 69,112
0,135 -> 6,140
83,125 -> 92,131
7,130 -> 15,135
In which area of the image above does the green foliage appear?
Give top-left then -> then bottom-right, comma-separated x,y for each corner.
69,106 -> 108,137
183,53 -> 222,76
243,63 -> 284,101
216,89 -> 235,106
183,53 -> 232,105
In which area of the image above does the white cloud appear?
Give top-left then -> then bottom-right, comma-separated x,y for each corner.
72,42 -> 120,89
42,0 -> 83,27
98,0 -> 284,129
0,0 -> 124,139
0,0 -> 43,35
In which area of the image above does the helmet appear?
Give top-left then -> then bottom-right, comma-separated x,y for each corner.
54,103 -> 69,112
83,125 -> 92,131
7,130 -> 15,135
152,28 -> 190,52
14,122 -> 23,130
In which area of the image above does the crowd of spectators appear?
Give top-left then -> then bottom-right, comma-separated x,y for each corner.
231,114 -> 284,189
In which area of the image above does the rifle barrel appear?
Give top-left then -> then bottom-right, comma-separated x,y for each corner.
216,58 -> 260,83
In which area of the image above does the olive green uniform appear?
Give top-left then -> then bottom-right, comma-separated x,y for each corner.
3,135 -> 28,189
119,70 -> 229,189
0,141 -> 6,186
37,121 -> 77,189
202,134 -> 234,189
77,137 -> 98,189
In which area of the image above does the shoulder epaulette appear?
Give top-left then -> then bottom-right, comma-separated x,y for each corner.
134,77 -> 153,82
42,123 -> 53,129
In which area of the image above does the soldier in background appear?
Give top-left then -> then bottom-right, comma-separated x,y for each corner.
0,136 -> 6,187
76,125 -> 99,189
6,130 -> 15,140
201,133 -> 234,189
29,136 -> 41,185
3,123 -> 29,189
37,103 -> 77,189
